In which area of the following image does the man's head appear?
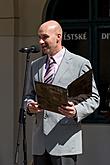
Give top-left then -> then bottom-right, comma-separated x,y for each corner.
38,20 -> 63,56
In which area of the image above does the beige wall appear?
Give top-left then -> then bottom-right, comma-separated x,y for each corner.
0,0 -> 46,164
0,0 -> 14,164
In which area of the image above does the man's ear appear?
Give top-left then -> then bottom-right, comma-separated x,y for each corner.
57,34 -> 61,43
58,34 -> 61,39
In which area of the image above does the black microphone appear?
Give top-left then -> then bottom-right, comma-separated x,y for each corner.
19,45 -> 40,53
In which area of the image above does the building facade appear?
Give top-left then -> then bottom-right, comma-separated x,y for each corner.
0,0 -> 110,164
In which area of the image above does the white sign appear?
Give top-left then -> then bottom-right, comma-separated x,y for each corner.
101,33 -> 110,40
63,32 -> 87,40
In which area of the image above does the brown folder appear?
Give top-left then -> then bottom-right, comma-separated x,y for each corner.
35,69 -> 92,113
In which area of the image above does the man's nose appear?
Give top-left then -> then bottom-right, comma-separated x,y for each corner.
39,38 -> 44,44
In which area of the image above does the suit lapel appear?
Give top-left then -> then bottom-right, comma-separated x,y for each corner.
38,55 -> 47,82
53,49 -> 72,84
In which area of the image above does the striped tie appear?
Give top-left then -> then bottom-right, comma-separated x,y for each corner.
44,57 -> 56,84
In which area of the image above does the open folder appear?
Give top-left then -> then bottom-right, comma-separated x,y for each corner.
35,69 -> 92,113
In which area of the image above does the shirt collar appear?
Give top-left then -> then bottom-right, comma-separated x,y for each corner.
52,47 -> 65,66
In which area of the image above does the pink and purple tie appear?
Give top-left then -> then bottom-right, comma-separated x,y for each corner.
44,57 -> 56,84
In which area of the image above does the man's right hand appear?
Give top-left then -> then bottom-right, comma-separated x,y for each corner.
27,101 -> 43,113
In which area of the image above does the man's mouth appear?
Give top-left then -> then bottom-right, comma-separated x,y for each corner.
42,45 -> 48,50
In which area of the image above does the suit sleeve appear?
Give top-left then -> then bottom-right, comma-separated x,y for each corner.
74,60 -> 100,122
24,62 -> 37,114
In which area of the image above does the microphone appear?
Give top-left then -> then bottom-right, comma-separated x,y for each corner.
19,45 -> 40,53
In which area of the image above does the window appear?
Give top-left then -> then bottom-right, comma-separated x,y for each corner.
44,0 -> 110,123
98,0 -> 110,18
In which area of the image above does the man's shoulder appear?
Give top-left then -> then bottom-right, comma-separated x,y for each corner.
65,48 -> 89,62
31,55 -> 47,65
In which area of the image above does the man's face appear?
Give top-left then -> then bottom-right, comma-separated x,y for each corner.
38,26 -> 59,56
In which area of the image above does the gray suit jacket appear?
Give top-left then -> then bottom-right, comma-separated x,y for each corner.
26,48 -> 100,156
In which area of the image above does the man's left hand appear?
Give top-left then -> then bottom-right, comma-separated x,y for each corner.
58,101 -> 77,118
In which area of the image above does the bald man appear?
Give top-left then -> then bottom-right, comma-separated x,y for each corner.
26,20 -> 100,165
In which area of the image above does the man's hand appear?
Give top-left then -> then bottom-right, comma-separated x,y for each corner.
58,101 -> 77,118
27,101 -> 43,113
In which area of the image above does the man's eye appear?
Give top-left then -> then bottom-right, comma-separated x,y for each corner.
38,35 -> 49,41
43,35 -> 49,39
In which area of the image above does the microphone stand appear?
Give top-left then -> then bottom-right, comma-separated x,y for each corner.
14,51 -> 31,165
